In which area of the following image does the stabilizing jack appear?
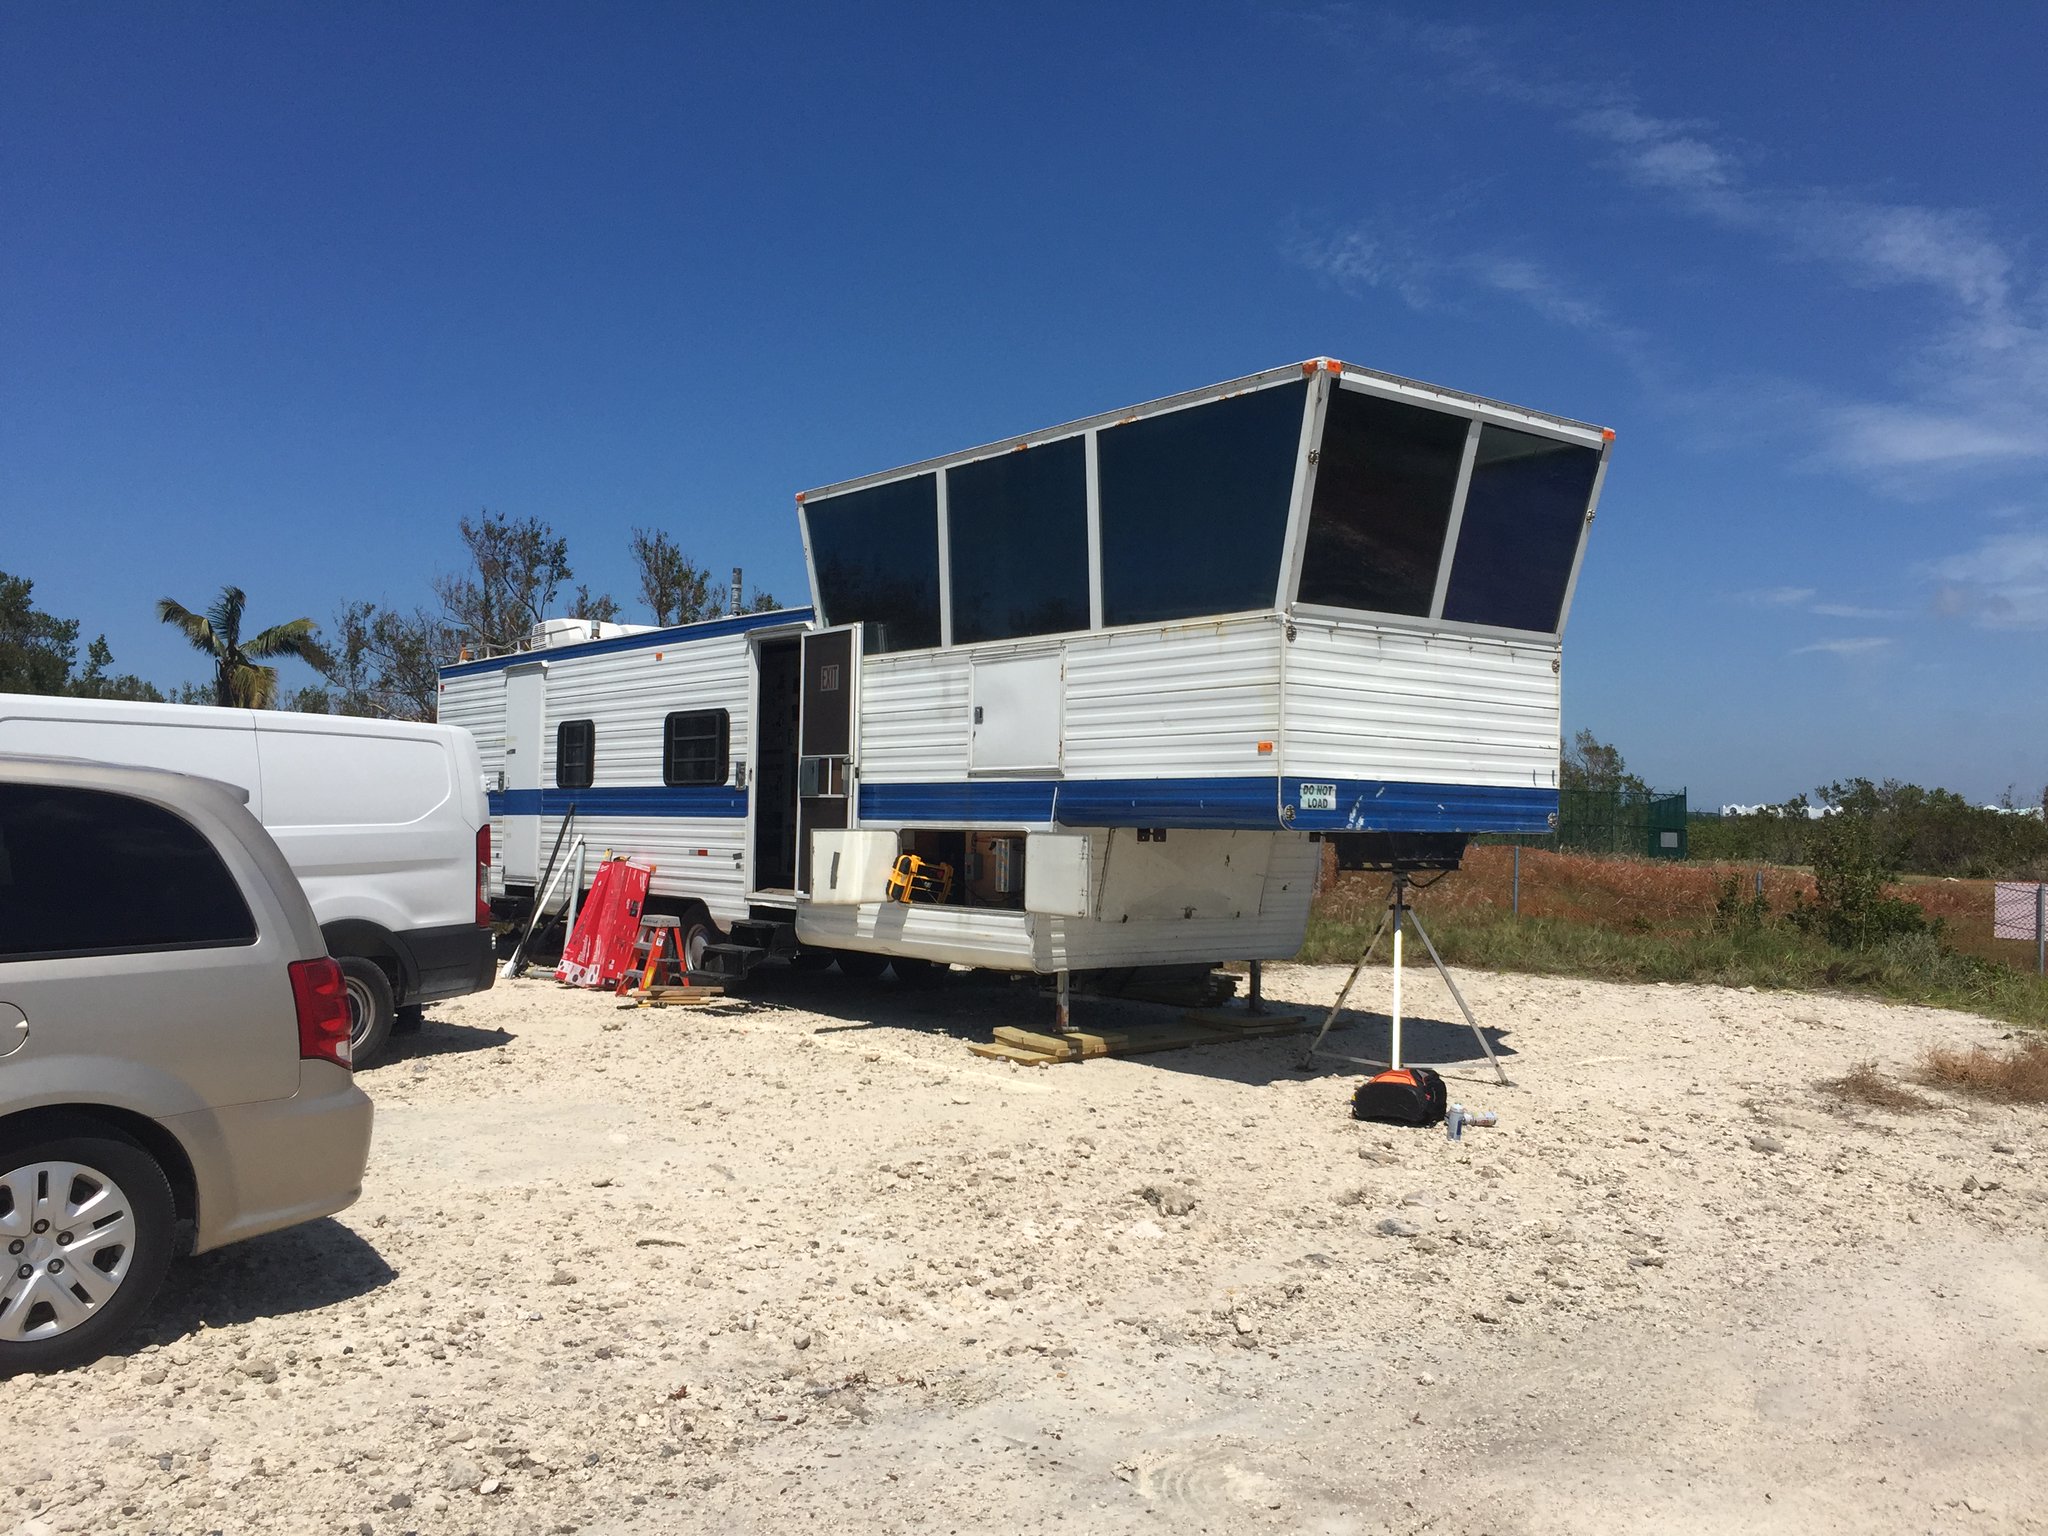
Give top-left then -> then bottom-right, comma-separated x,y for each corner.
1299,870 -> 1510,1087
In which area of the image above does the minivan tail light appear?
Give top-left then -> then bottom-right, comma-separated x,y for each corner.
290,957 -> 353,1069
476,824 -> 492,927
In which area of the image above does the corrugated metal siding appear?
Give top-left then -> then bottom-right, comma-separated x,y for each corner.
1062,619 -> 1282,778
858,650 -> 971,781
855,617 -> 1284,796
1282,619 -> 1560,789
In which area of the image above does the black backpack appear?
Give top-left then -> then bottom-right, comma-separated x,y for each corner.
1352,1066 -> 1448,1126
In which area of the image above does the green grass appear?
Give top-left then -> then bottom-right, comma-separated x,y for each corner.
1299,908 -> 2048,1030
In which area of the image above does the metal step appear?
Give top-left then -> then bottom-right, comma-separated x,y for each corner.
729,919 -> 797,957
693,942 -> 768,983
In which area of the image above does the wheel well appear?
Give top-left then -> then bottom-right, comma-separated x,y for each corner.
0,1104 -> 199,1228
321,921 -> 411,1001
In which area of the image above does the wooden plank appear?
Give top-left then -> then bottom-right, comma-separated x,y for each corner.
993,1023 -> 1239,1060
969,1041 -> 1057,1064
1182,1009 -> 1307,1034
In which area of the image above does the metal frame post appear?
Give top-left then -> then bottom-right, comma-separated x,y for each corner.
1512,845 -> 1521,916
1056,969 -> 1072,1033
2037,883 -> 2044,978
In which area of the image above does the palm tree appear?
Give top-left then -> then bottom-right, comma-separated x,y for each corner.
156,585 -> 328,708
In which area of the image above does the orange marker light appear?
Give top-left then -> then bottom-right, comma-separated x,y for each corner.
1323,358 -> 1343,372
1257,740 -> 1274,754
1601,428 -> 1616,441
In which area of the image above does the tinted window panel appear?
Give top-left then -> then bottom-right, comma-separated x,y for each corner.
662,709 -> 729,787
1442,426 -> 1602,633
1298,387 -> 1470,616
0,784 -> 256,959
1098,380 -> 1308,627
947,437 -> 1090,643
556,719 -> 594,788
805,475 -> 942,653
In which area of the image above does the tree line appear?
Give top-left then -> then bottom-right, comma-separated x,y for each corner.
0,513 -> 777,720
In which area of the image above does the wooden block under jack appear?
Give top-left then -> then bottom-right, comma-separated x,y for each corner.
992,1022 -> 1238,1060
1181,1008 -> 1308,1035
628,984 -> 728,1008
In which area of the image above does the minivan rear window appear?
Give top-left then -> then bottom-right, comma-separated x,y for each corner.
0,784 -> 257,961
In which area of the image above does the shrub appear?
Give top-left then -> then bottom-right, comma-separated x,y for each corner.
1788,811 -> 1935,950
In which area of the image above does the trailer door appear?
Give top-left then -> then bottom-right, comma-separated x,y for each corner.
796,626 -> 860,892
501,663 -> 546,885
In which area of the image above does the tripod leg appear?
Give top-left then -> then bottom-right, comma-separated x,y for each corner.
1298,904 -> 1394,1066
1406,907 -> 1511,1087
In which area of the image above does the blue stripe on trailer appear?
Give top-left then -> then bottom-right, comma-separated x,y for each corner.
1051,777 -> 1279,828
489,787 -> 747,818
862,776 -> 1559,833
1280,778 -> 1557,834
856,779 -> 1060,823
440,607 -> 814,681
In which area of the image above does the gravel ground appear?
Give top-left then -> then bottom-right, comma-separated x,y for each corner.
4,960 -> 2045,1535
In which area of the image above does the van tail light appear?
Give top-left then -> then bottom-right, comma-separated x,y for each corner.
290,957 -> 353,1069
476,824 -> 492,927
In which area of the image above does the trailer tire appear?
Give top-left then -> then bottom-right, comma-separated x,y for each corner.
832,950 -> 889,982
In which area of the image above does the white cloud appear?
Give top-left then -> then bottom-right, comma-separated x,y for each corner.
1300,14 -> 2048,487
1791,637 -> 1896,657
1735,586 -> 1817,608
1928,528 -> 2048,629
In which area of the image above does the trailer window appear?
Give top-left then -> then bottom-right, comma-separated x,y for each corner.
662,709 -> 729,787
556,719 -> 595,788
947,436 -> 1090,644
1441,425 -> 1601,633
804,474 -> 942,653
0,784 -> 257,960
1298,387 -> 1469,617
1097,380 -> 1308,627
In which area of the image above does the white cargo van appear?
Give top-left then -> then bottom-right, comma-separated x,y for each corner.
0,695 -> 494,1062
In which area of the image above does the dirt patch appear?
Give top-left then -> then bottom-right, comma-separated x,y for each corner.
2,963 -> 2044,1534
1821,1058 -> 1936,1113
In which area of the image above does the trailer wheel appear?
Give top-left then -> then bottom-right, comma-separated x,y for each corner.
675,906 -> 720,973
832,950 -> 889,981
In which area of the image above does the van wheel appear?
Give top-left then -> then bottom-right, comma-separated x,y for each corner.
338,958 -> 395,1065
0,1131 -> 176,1375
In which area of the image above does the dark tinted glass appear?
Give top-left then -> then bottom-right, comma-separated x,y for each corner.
662,709 -> 729,786
1098,380 -> 1308,626
557,719 -> 594,788
1299,387 -> 1470,615
1441,426 -> 1602,633
947,437 -> 1090,643
0,784 -> 256,959
805,475 -> 942,653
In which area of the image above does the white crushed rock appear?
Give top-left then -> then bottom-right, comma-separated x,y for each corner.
4,961 -> 2044,1534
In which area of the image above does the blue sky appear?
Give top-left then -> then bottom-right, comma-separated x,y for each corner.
4,3 -> 2042,806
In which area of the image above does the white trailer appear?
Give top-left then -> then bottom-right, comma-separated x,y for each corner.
438,357 -> 1612,988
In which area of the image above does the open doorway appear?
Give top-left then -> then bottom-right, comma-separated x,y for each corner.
750,637 -> 803,893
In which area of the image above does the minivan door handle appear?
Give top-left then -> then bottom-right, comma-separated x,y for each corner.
0,1002 -> 25,1060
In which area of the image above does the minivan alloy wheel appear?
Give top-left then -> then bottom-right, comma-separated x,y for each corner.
0,1160 -> 138,1341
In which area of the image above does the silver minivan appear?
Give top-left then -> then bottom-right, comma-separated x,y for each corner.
0,756 -> 374,1373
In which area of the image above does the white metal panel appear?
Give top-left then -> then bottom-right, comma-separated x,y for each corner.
810,829 -> 900,905
1282,617 -> 1560,788
856,649 -> 972,783
1061,616 -> 1283,778
970,652 -> 1063,773
1095,829 -> 1272,921
1024,833 -> 1092,916
436,675 -> 507,892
